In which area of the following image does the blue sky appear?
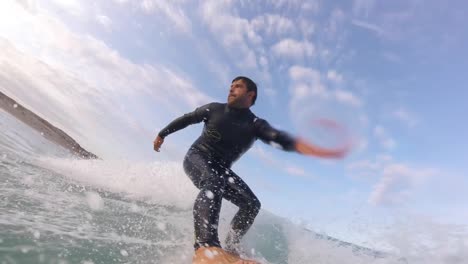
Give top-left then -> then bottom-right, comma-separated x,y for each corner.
1,0 -> 467,247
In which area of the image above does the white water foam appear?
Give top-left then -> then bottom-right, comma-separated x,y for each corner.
35,157 -> 468,263
37,158 -> 198,209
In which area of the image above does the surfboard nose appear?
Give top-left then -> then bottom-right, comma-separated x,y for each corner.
192,246 -> 260,264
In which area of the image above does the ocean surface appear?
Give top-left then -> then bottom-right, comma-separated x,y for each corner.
1,108 -> 466,264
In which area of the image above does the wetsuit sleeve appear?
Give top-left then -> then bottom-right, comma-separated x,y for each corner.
158,103 -> 212,138
254,119 -> 297,151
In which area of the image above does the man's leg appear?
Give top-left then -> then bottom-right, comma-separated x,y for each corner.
183,151 -> 226,249
222,169 -> 261,254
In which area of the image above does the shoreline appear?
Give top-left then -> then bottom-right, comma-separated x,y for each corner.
0,90 -> 98,159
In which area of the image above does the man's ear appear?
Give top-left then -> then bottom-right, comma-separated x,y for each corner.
246,91 -> 255,102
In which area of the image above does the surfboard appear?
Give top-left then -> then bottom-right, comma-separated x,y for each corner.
192,247 -> 260,264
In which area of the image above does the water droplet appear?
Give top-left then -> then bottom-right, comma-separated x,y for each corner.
120,249 -> 129,257
130,204 -> 140,213
85,192 -> 104,211
156,222 -> 166,231
205,190 -> 214,199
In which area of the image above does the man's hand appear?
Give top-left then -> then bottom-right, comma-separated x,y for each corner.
153,135 -> 164,152
295,138 -> 350,159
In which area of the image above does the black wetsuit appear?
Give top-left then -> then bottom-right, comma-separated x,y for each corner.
158,102 -> 296,250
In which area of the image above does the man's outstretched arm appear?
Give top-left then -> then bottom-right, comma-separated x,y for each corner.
255,119 -> 349,158
255,119 -> 296,151
153,103 -> 211,152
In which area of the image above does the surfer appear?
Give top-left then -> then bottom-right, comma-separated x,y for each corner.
153,76 -> 349,263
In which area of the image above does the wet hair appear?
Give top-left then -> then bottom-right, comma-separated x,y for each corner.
232,76 -> 257,106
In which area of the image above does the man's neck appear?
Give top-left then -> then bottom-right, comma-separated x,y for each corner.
226,104 -> 250,112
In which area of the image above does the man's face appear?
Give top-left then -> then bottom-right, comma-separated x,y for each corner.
227,79 -> 252,108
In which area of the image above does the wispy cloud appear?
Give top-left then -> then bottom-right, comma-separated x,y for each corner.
334,89 -> 363,107
327,70 -> 343,84
251,14 -> 296,37
393,107 -> 419,127
347,155 -> 437,206
351,19 -> 384,36
250,146 -> 312,179
284,165 -> 307,177
374,125 -> 396,151
139,0 -> 192,34
288,65 -> 366,140
50,0 -> 84,17
347,154 -> 393,179
327,8 -> 346,37
96,15 -> 112,30
199,1 -> 261,70
0,2 -> 211,159
271,38 -> 315,60
289,66 -> 327,99
368,163 -> 437,206
352,0 -> 375,18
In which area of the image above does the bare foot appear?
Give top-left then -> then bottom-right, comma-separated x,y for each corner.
193,247 -> 259,264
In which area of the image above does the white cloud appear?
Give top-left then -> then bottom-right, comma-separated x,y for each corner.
393,107 -> 418,127
272,38 -> 315,60
11,0 -> 37,13
374,125 -> 396,150
288,65 -> 366,138
140,0 -> 192,34
334,89 -> 363,107
251,14 -> 295,37
368,163 -> 436,206
289,66 -> 327,98
347,156 -> 437,206
268,0 -> 319,11
289,67 -> 362,108
259,56 -> 268,68
285,165 -> 307,177
199,0 -> 261,69
0,2 -> 211,159
96,15 -> 111,30
50,0 -> 84,17
298,18 -> 315,38
327,70 -> 343,83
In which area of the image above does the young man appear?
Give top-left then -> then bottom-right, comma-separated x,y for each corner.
153,76 -> 348,264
